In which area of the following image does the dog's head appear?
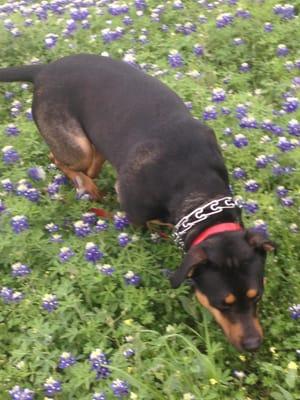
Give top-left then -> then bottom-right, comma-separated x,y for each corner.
170,230 -> 276,351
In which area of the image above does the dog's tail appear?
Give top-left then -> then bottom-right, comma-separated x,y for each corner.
0,64 -> 44,83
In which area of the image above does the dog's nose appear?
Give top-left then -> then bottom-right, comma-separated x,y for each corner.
241,336 -> 262,351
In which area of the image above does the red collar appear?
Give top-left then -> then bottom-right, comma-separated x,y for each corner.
192,222 -> 243,247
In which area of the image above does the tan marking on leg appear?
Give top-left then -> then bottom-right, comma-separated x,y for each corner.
86,146 -> 106,179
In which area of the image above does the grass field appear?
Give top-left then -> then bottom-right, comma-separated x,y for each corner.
0,1 -> 299,399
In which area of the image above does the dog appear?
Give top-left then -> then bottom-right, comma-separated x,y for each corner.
0,54 -> 275,351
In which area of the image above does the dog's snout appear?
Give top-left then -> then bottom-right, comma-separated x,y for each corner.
241,336 -> 262,352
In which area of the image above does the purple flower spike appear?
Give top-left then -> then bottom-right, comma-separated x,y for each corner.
252,220 -> 269,237
96,264 -> 115,276
233,134 -> 248,148
123,348 -> 135,358
93,393 -> 106,400
27,167 -> 46,181
89,349 -> 111,380
240,63 -> 250,72
11,215 -> 29,233
289,304 -> 300,320
95,219 -> 109,232
42,294 -> 59,312
58,352 -> 76,369
193,44 -> 204,56
85,242 -> 103,263
282,97 -> 299,113
277,44 -> 289,57
114,212 -> 129,230
111,379 -> 130,398
2,146 -> 20,164
168,50 -> 184,68
59,247 -> 75,263
244,179 -> 260,192
9,385 -> 35,400
232,167 -> 247,179
203,105 -> 217,120
216,13 -> 234,28
1,178 -> 14,192
5,123 -> 20,136
211,88 -> 226,102
124,271 -> 141,286
288,119 -> 300,136
43,377 -> 62,397
118,233 -> 131,247
11,262 -> 31,277
74,220 -> 92,237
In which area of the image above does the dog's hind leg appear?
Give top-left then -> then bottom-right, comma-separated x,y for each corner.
34,106 -> 105,200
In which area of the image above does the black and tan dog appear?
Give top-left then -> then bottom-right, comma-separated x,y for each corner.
0,54 -> 275,351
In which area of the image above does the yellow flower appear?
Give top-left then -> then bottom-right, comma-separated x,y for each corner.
239,355 -> 246,361
287,361 -> 298,370
124,319 -> 133,326
209,378 -> 218,385
130,392 -> 138,399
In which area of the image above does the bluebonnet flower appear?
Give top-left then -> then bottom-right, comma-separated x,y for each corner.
70,7 -> 89,20
27,166 -> 46,181
216,13 -> 234,28
245,180 -> 260,192
288,119 -> 300,136
95,219 -> 109,232
2,145 -> 20,164
82,212 -> 97,225
203,105 -> 217,120
277,137 -> 295,152
59,246 -> 75,263
236,9 -> 251,19
74,220 -> 92,237
0,199 -> 5,213
240,116 -> 258,129
44,377 -> 62,397
123,348 -> 135,358
221,107 -> 231,115
193,44 -> 204,56
96,264 -> 115,276
232,167 -> 246,179
111,379 -> 130,398
89,349 -> 111,379
35,6 -> 48,20
256,155 -> 270,168
47,182 -> 60,197
85,242 -> 103,263
184,101 -> 193,110
243,200 -> 259,214
108,3 -> 129,15
264,22 -> 273,32
233,134 -> 248,148
11,262 -> 31,277
45,223 -> 59,233
273,4 -> 295,20
252,220 -> 269,237
277,44 -> 289,57
24,18 -> 34,27
124,271 -> 141,286
118,233 -> 131,247
25,108 -> 32,120
295,60 -> 300,69
114,212 -> 129,230
240,62 -> 250,72
292,77 -> 300,87
81,19 -> 90,29
276,186 -> 289,197
5,123 -> 20,136
123,16 -> 133,25
9,385 -> 35,400
93,393 -> 106,400
42,294 -> 59,312
11,215 -> 29,233
235,104 -> 248,119
280,197 -> 294,207
101,27 -> 125,43
285,61 -> 294,71
289,304 -> 300,320
53,174 -> 68,185
282,97 -> 299,112
24,188 -> 40,202
173,0 -> 184,9
233,37 -> 245,46
135,0 -> 147,10
4,91 -> 14,100
0,287 -> 23,303
211,88 -> 226,102
44,33 -> 58,49
1,178 -> 14,192
58,352 -> 76,369
168,50 -> 184,68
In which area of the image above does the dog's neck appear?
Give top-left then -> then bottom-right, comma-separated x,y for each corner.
169,190 -> 243,250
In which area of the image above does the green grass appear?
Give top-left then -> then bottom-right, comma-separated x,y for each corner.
0,1 -> 299,399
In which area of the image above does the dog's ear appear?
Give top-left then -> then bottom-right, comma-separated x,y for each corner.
246,230 -> 277,253
170,244 -> 207,288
